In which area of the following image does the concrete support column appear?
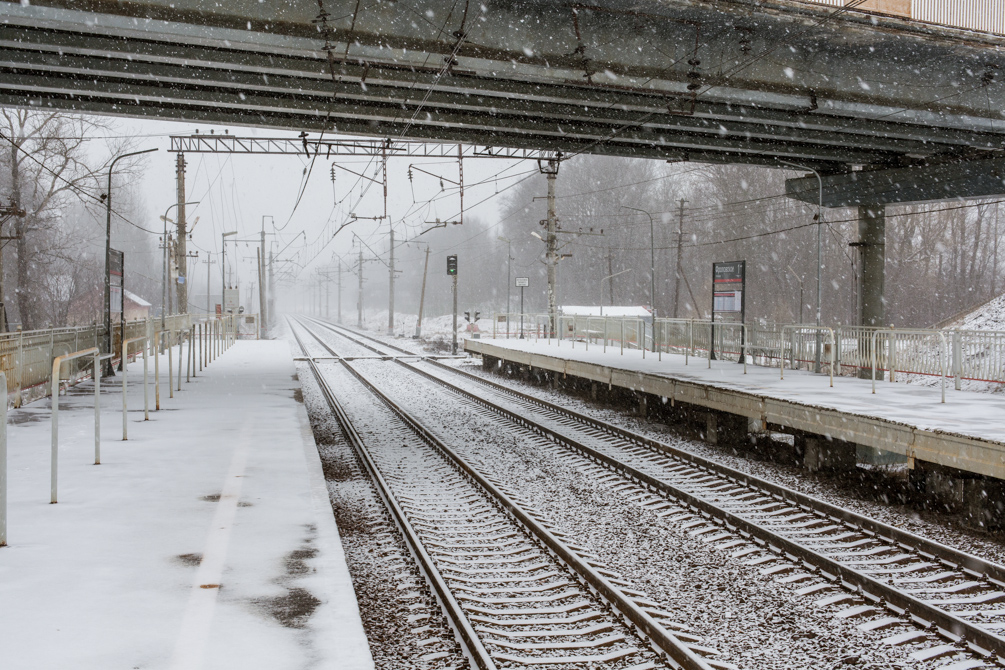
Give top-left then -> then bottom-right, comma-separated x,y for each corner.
803,437 -> 857,472
857,204 -> 886,327
638,394 -> 648,419
857,204 -> 886,379
704,412 -> 748,449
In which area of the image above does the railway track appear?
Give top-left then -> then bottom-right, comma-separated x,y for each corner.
290,318 -> 728,670
302,315 -> 1005,668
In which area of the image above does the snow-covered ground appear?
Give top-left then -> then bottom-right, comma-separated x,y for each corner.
0,340 -> 372,670
337,308 -> 496,348
950,292 -> 1005,332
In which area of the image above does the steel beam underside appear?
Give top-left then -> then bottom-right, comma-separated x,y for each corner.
466,339 -> 1005,482
1,1 -> 1004,169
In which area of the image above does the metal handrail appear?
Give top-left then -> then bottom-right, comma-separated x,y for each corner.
780,325 -> 835,387
873,329 -> 947,402
50,347 -> 101,504
121,337 -> 148,440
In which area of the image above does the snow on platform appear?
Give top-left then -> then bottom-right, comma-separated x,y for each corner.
0,340 -> 373,670
466,337 -> 1005,479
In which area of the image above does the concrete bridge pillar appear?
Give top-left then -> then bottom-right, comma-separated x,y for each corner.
856,204 -> 886,379
857,204 -> 886,327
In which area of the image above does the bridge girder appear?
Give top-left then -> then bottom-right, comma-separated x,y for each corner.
0,0 -> 1003,173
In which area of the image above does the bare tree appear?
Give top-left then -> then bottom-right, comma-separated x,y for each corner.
0,109 -> 150,330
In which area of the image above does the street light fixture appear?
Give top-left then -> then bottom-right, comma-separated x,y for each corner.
221,231 -> 238,314
600,269 -> 632,316
497,235 -> 512,321
621,206 -> 657,319
104,147 -> 157,376
160,201 -> 200,328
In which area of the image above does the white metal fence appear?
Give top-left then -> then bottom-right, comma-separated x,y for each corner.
490,313 -> 1005,398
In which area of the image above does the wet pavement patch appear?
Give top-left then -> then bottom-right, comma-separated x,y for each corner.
251,526 -> 321,629
176,553 -> 203,567
255,587 -> 321,629
293,388 -> 304,403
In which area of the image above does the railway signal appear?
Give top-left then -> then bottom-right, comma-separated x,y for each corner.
449,255 -> 459,354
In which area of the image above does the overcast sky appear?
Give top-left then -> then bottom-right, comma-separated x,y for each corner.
111,117 -> 531,298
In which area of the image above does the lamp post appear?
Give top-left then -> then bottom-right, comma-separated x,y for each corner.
497,235 -> 512,324
622,206 -> 656,319
221,231 -> 238,314
104,147 -> 157,376
780,161 -> 824,372
600,269 -> 632,316
160,201 -> 200,329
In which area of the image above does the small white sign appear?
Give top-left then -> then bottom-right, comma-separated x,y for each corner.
713,290 -> 742,313
515,277 -> 529,287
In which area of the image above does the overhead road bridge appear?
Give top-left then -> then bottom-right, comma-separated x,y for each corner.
2,0 -> 1004,326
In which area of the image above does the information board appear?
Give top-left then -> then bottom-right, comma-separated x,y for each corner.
515,277 -> 529,287
712,261 -> 745,314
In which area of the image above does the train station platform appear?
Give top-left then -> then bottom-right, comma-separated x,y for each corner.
0,340 -> 373,670
466,338 -> 1005,486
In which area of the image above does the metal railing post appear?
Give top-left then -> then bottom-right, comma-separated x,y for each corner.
187,327 -> 193,382
94,353 -> 101,465
0,372 -> 7,546
122,349 -> 128,440
953,330 -> 962,390
168,331 -> 174,398
198,323 -> 203,372
51,359 -> 61,503
888,326 -> 896,383
871,330 -> 879,394
940,331 -> 948,403
154,331 -> 160,411
142,341 -> 149,421
16,329 -> 23,408
50,347 -> 100,502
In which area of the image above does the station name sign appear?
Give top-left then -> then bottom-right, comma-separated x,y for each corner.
712,260 -> 745,314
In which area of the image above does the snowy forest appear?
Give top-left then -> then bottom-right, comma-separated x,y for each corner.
378,155 -> 1003,330
0,109 -> 161,331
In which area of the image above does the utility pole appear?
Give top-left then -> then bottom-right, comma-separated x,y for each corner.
415,246 -> 431,338
175,153 -> 189,318
673,199 -> 687,319
260,217 -> 269,335
357,249 -> 364,328
337,260 -> 343,324
448,255 -> 459,354
539,156 -> 560,335
268,250 -> 275,324
387,226 -> 395,335
257,248 -> 266,334
203,252 -> 215,315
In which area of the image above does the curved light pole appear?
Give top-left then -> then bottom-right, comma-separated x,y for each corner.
780,161 -> 824,372
160,201 -> 199,328
600,269 -> 632,315
104,147 -> 157,376
621,206 -> 656,319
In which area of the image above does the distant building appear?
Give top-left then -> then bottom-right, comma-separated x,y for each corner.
67,288 -> 152,326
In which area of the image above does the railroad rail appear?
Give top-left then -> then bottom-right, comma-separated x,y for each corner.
302,316 -> 1005,668
290,317 -> 725,670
